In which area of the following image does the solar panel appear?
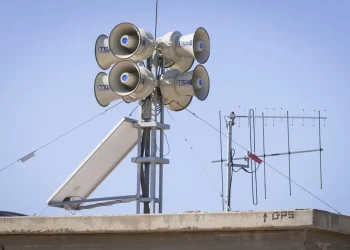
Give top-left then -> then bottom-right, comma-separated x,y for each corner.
47,117 -> 139,208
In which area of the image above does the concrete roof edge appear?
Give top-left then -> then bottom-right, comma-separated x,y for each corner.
0,209 -> 349,235
311,209 -> 350,235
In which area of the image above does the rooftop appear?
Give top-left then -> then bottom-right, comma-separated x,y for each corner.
0,209 -> 349,236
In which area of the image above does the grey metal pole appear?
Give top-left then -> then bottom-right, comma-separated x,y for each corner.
226,116 -> 233,211
136,100 -> 143,214
159,58 -> 165,213
149,52 -> 159,214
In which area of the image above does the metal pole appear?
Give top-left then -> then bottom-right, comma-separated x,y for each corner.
136,99 -> 143,214
149,52 -> 159,214
319,110 -> 323,189
142,58 -> 152,214
226,114 -> 233,211
262,112 -> 267,199
144,129 -> 150,214
287,111 -> 291,195
158,58 -> 165,213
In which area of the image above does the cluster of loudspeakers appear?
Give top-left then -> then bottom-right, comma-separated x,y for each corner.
94,22 -> 210,111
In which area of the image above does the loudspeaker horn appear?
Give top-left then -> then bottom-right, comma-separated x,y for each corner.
109,60 -> 155,101
160,64 -> 210,104
176,27 -> 210,64
156,28 -> 210,73
166,96 -> 193,112
109,22 -> 155,62
95,34 -> 122,70
94,72 -> 122,107
159,69 -> 193,112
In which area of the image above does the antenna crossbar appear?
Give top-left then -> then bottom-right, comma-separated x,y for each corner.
212,148 -> 322,163
232,115 -> 327,119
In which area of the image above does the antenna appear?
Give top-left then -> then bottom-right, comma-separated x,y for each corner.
219,111 -> 224,211
47,1 -> 211,214
212,109 -> 327,211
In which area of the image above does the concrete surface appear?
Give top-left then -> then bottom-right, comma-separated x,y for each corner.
0,209 -> 349,249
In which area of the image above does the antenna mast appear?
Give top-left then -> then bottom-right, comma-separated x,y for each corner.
48,0 -> 211,214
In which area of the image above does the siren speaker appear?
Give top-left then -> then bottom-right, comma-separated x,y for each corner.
157,28 -> 210,73
176,27 -> 210,64
159,69 -> 193,111
94,72 -> 122,107
174,64 -> 210,101
166,95 -> 193,111
160,64 -> 210,104
109,22 -> 155,62
167,56 -> 194,74
109,60 -> 155,101
95,34 -> 122,70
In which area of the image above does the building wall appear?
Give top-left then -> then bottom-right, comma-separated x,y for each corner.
305,230 -> 350,250
1,229 -> 349,249
0,230 -> 305,250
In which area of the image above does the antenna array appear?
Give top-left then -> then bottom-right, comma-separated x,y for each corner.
212,108 -> 327,211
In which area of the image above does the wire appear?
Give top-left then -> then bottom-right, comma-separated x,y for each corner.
129,105 -> 138,117
38,206 -> 48,216
264,161 -> 342,215
0,160 -> 19,174
177,103 -> 342,215
163,132 -> 171,157
176,102 -> 249,152
142,98 -> 150,112
242,164 -> 261,174
0,100 -> 124,173
166,108 -> 233,211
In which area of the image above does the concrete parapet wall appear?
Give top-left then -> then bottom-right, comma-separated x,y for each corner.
0,209 -> 349,249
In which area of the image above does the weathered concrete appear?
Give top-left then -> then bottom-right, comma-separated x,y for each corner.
0,209 -> 349,249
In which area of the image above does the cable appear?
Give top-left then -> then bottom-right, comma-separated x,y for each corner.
166,108 -> 233,211
38,206 -> 48,216
0,160 -> 19,174
0,100 -> 124,173
177,103 -> 342,215
129,105 -> 138,117
175,101 -> 249,152
163,132 -> 171,157
242,164 -> 261,174
265,161 -> 342,215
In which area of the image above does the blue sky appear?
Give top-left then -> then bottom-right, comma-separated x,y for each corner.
0,0 -> 349,216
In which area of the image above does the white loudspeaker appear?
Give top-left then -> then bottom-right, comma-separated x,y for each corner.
160,65 -> 210,109
109,22 -> 155,62
166,95 -> 193,112
159,63 -> 193,111
94,72 -> 122,107
109,60 -> 155,101
176,27 -> 210,64
95,34 -> 122,70
157,27 -> 210,73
